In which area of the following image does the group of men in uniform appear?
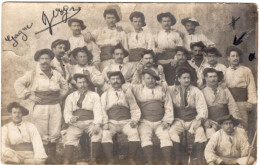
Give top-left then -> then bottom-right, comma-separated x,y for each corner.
2,5 -> 257,165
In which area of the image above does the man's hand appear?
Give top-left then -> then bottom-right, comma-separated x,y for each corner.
130,121 -> 138,128
24,91 -> 31,99
103,123 -> 109,130
192,119 -> 202,132
92,124 -> 101,135
83,69 -> 90,77
70,116 -> 79,124
221,157 -> 237,165
161,121 -> 170,130
83,32 -> 93,43
204,120 -> 211,128
246,102 -> 253,110
208,161 -> 215,165
116,26 -> 123,32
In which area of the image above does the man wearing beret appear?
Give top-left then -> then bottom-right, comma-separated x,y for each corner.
101,71 -> 141,164
14,49 -> 69,163
63,73 -> 102,164
205,115 -> 255,165
168,67 -> 208,165
130,69 -> 174,165
201,68 -> 241,139
154,12 -> 183,64
163,46 -> 198,86
50,39 -> 71,80
127,11 -> 155,63
68,18 -> 101,69
2,102 -> 47,164
181,17 -> 215,50
225,46 -> 257,133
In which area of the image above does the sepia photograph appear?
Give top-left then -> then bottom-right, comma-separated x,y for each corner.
1,2 -> 258,164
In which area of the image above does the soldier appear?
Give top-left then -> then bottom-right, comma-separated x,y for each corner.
202,68 -> 241,139
101,71 -> 141,164
181,17 -> 214,50
205,115 -> 255,165
2,102 -> 47,164
168,67 -> 208,164
131,69 -> 174,165
63,73 -> 102,164
14,49 -> 69,163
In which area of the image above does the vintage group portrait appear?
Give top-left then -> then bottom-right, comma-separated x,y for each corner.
1,2 -> 258,165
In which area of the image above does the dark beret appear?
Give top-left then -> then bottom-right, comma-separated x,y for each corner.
157,12 -> 176,26
111,43 -> 129,57
104,9 -> 120,22
70,46 -> 93,64
107,71 -> 126,84
142,69 -> 160,81
203,68 -> 224,82
181,17 -> 200,26
68,18 -> 87,30
190,41 -> 206,50
51,39 -> 70,52
226,46 -> 243,57
34,49 -> 55,61
204,47 -> 222,57
7,102 -> 29,116
218,115 -> 240,126
129,11 -> 146,27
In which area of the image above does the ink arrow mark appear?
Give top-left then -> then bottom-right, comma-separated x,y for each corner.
249,52 -> 256,61
229,16 -> 240,30
233,32 -> 247,45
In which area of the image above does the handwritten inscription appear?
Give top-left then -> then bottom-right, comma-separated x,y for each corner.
229,16 -> 240,30
233,32 -> 247,46
249,52 -> 256,61
35,5 -> 81,35
5,23 -> 33,47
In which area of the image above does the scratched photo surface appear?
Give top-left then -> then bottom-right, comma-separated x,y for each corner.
1,2 -> 258,164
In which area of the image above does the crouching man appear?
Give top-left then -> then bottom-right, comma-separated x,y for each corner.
101,71 -> 141,164
2,102 -> 47,164
63,73 -> 103,164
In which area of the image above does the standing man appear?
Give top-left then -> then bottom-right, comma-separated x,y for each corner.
202,68 -> 241,139
168,67 -> 208,165
14,49 -> 69,163
181,17 -> 214,50
131,69 -> 174,165
225,46 -> 257,131
128,11 -> 154,63
63,73 -> 103,164
101,71 -> 141,164
2,102 -> 47,164
154,12 -> 183,64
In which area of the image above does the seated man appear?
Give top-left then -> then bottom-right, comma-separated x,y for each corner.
202,68 -> 241,139
2,102 -> 47,164
101,71 -> 141,164
205,115 -> 255,165
63,73 -> 103,164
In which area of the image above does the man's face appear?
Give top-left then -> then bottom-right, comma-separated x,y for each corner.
161,17 -> 172,31
39,54 -> 51,71
105,14 -> 117,28
132,17 -> 143,31
205,72 -> 218,87
142,54 -> 154,67
76,52 -> 88,66
184,22 -> 196,35
70,22 -> 82,36
192,46 -> 203,57
112,49 -> 125,64
174,51 -> 187,65
207,53 -> 218,66
76,77 -> 88,92
109,75 -> 122,89
143,73 -> 156,88
52,44 -> 66,61
228,51 -> 240,66
178,73 -> 191,87
11,108 -> 23,124
221,120 -> 235,135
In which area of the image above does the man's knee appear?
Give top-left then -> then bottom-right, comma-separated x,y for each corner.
102,130 -> 113,143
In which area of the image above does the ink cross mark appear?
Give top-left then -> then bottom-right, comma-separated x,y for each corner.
249,52 -> 256,61
233,32 -> 247,46
229,16 -> 240,30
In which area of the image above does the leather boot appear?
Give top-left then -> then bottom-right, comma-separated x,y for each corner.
172,142 -> 181,165
128,141 -> 140,164
161,146 -> 173,165
91,142 -> 101,164
44,144 -> 50,164
64,145 -> 74,164
142,145 -> 153,164
195,142 -> 207,165
102,143 -> 114,164
48,143 -> 58,164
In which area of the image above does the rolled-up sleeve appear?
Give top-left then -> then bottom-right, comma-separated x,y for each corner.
101,92 -> 109,125
92,93 -> 103,125
125,88 -> 141,122
64,95 -> 73,124
90,67 -> 105,87
204,132 -> 223,164
246,68 -> 257,104
162,89 -> 174,124
58,75 -> 69,97
14,71 -> 33,99
226,89 -> 242,120
195,88 -> 208,120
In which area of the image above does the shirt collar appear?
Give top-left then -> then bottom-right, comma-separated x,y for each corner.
36,63 -> 54,76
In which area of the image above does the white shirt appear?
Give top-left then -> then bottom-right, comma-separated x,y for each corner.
128,29 -> 155,50
184,32 -> 215,50
154,29 -> 183,50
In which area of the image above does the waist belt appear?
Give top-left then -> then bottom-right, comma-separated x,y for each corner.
107,105 -> 131,121
156,48 -> 175,60
10,143 -> 33,151
229,88 -> 248,102
35,91 -> 61,105
73,109 -> 94,121
174,106 -> 197,122
208,104 -> 229,122
100,45 -> 114,61
140,100 -> 165,122
129,48 -> 146,62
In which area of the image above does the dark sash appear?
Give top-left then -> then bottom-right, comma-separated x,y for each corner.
208,104 -> 229,122
100,45 -> 114,61
34,91 -> 61,105
10,143 -> 33,151
140,100 -> 165,122
107,105 -> 131,121
229,87 -> 248,102
73,109 -> 94,121
174,106 -> 197,122
156,48 -> 175,60
129,48 -> 146,62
